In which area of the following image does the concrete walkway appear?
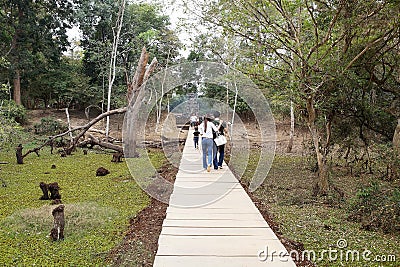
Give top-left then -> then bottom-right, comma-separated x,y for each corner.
153,128 -> 296,267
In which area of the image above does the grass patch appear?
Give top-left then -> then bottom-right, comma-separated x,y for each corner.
0,147 -> 159,266
242,152 -> 399,267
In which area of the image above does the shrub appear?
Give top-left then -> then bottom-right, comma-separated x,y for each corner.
370,144 -> 400,181
33,117 -> 68,135
348,182 -> 400,233
0,100 -> 26,124
0,116 -> 24,150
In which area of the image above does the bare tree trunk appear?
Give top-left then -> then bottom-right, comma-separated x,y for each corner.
82,134 -> 123,153
124,49 -> 157,157
106,0 -> 126,139
393,118 -> 400,154
102,75 -> 105,113
127,47 -> 151,103
16,144 -> 23,164
124,84 -> 149,157
50,205 -> 65,241
13,69 -> 21,105
155,50 -> 170,133
226,82 -> 229,119
286,101 -> 295,152
306,97 -> 329,195
230,78 -> 238,138
65,108 -> 73,139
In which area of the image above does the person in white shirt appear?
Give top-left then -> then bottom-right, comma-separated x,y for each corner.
198,114 -> 221,172
189,114 -> 198,128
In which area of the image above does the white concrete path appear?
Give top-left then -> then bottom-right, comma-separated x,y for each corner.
153,128 -> 296,267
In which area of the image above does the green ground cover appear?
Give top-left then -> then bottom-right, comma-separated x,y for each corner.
242,152 -> 399,267
0,146 -> 157,266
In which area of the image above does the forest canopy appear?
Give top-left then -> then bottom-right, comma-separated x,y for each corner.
0,0 -> 181,110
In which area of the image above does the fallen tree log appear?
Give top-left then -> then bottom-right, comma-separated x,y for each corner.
88,128 -> 106,135
142,140 -> 162,148
17,107 -> 128,162
77,134 -> 123,153
53,107 -> 127,140
65,107 -> 127,155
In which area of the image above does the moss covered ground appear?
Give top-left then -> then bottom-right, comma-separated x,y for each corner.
242,152 -> 399,267
0,146 -> 156,266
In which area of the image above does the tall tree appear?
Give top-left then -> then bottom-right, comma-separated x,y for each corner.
0,0 -> 75,106
105,0 -> 126,138
198,0 -> 400,194
77,0 -> 181,112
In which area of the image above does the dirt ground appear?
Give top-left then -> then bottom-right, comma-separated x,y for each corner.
26,109 -> 309,153
106,161 -> 177,266
26,109 -> 312,266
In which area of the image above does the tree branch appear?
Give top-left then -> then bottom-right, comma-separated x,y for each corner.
306,1 -> 344,61
341,29 -> 394,75
50,107 -> 128,140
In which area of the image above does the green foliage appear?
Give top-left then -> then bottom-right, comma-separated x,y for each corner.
201,83 -> 251,114
0,57 -> 10,68
33,117 -> 68,135
110,84 -> 128,109
350,182 -> 381,211
247,153 -> 400,266
0,148 -> 152,266
0,83 -> 10,100
0,100 -> 26,150
0,116 -> 24,150
25,57 -> 94,109
348,182 -> 400,233
370,144 -> 400,181
168,94 -> 187,112
0,0 -> 75,104
123,3 -> 181,66
78,1 -> 181,99
0,100 -> 26,123
199,0 -> 400,164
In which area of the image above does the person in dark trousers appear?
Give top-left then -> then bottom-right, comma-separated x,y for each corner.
193,126 -> 200,149
199,114 -> 221,172
190,113 -> 198,128
212,112 -> 227,169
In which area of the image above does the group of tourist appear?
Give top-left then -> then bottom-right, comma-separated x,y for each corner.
190,112 -> 227,172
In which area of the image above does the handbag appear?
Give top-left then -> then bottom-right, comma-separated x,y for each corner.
214,134 -> 227,146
